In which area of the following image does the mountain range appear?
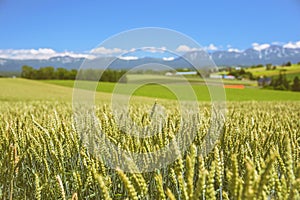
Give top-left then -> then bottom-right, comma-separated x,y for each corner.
0,44 -> 300,72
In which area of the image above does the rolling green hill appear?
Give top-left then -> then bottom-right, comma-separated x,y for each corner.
246,64 -> 300,79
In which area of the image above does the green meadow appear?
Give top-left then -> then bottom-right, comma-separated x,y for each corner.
1,78 -> 299,102
43,79 -> 300,101
246,64 -> 300,78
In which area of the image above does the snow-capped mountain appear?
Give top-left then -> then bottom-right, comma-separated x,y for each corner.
0,56 -> 86,72
210,45 -> 300,66
0,44 -> 300,72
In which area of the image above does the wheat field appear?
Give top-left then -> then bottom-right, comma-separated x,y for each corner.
0,101 -> 299,199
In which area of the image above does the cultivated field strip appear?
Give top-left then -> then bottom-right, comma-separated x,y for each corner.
0,101 -> 299,199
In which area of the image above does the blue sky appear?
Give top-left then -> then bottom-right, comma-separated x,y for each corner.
0,0 -> 299,58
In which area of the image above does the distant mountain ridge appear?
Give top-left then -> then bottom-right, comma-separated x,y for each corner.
0,45 -> 300,72
211,45 -> 300,66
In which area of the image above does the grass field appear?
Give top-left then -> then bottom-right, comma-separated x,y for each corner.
1,78 -> 300,199
271,72 -> 300,81
0,78 -> 73,101
0,78 -> 157,105
43,79 -> 300,101
0,78 -> 299,102
127,74 -> 258,86
245,64 -> 300,78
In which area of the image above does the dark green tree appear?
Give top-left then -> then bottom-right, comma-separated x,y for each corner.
21,65 -> 35,79
292,76 -> 300,92
55,68 -> 68,79
271,72 -> 290,90
67,69 -> 77,80
239,69 -> 246,75
39,66 -> 55,79
284,61 -> 292,67
266,64 -> 272,70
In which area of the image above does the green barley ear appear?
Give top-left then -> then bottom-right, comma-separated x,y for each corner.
42,155 -> 50,178
277,151 -> 287,179
284,137 -> 296,185
154,172 -> 166,200
122,156 -> 148,197
131,172 -> 148,197
176,167 -> 188,200
72,171 -> 82,191
92,170 -> 112,200
56,175 -> 66,200
34,172 -> 41,200
168,168 -> 178,191
193,155 -> 207,200
228,154 -> 242,199
116,168 -> 138,200
255,152 -> 277,199
242,157 -> 255,199
206,160 -> 216,200
166,188 -> 176,200
274,167 -> 284,199
214,146 -> 223,199
172,141 -> 188,200
186,144 -> 197,199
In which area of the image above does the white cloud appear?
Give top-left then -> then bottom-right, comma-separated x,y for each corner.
162,57 -> 175,61
252,43 -> 270,51
204,44 -> 218,51
128,48 -> 136,52
0,48 -> 55,59
140,46 -> 167,53
283,41 -> 300,49
90,46 -> 168,55
176,45 -> 199,52
118,56 -> 139,60
228,48 -> 242,53
89,46 -> 168,56
176,44 -> 218,52
90,47 -> 125,55
0,48 -> 91,60
58,52 -> 92,59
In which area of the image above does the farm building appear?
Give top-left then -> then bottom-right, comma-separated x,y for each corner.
175,71 -> 197,75
223,75 -> 235,80
165,72 -> 173,76
209,74 -> 223,79
258,77 -> 272,86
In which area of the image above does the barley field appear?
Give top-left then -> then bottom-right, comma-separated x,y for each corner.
1,100 -> 300,200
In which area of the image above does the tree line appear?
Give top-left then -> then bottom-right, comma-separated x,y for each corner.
21,65 -> 127,83
227,68 -> 255,80
268,73 -> 300,92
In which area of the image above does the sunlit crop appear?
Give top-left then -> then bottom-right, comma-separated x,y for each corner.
0,101 -> 299,199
